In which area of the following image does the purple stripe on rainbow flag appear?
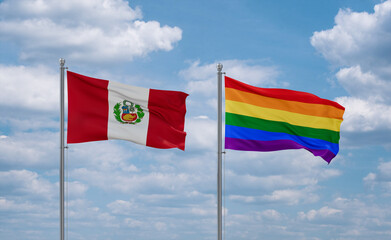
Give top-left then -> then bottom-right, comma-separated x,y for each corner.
225,137 -> 336,163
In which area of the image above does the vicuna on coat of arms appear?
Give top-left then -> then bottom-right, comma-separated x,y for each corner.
114,100 -> 145,124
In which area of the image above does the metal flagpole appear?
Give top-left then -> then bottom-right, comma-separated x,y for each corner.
217,63 -> 223,240
59,58 -> 66,240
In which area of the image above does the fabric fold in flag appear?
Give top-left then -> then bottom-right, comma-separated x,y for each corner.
67,71 -> 188,150
224,76 -> 345,163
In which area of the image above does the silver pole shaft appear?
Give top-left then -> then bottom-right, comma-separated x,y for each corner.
217,63 -> 223,240
59,58 -> 65,240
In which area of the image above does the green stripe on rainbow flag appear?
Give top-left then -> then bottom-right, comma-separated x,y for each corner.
226,112 -> 341,144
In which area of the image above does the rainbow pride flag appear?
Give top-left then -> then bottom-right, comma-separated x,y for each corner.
225,76 -> 345,163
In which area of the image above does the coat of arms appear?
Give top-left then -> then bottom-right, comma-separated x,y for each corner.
114,100 -> 145,124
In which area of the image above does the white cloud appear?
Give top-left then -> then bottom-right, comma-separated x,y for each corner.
227,171 -> 319,193
223,212 -> 293,239
65,199 -> 119,229
260,209 -> 282,221
104,192 -> 217,238
224,150 -> 341,206
295,197 -> 391,238
67,181 -> 88,198
107,199 -> 136,214
154,221 -> 167,231
72,167 -> 197,194
0,170 -> 56,199
311,1 -> 391,71
378,161 -> 391,181
0,0 -> 142,25
66,140 -> 217,203
0,131 -> 58,168
0,197 -> 35,212
261,189 -> 301,205
0,116 -> 59,132
364,160 -> 391,193
336,96 -> 391,132
124,217 -> 143,228
67,141 -> 134,171
226,149 -> 339,186
0,0 -> 182,63
185,116 -> 216,151
180,59 -> 280,96
0,64 -> 58,111
336,65 -> 391,103
311,0 -> 391,146
261,188 -> 319,205
229,195 -> 256,203
298,206 -> 342,221
311,0 -> 391,103
190,206 -> 215,216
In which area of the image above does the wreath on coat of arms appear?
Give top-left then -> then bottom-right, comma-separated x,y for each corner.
114,100 -> 145,124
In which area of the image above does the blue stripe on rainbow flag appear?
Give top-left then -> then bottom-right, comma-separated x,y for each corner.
225,124 -> 339,155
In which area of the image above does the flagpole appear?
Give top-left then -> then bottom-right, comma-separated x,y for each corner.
59,58 -> 66,240
217,63 -> 223,240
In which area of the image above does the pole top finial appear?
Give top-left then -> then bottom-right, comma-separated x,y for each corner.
59,58 -> 65,66
217,63 -> 223,72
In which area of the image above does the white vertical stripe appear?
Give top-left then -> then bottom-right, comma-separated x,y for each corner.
107,81 -> 150,146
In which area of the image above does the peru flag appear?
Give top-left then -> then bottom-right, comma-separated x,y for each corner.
67,71 -> 188,150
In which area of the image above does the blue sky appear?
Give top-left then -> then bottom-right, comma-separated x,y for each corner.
1,0 -> 391,239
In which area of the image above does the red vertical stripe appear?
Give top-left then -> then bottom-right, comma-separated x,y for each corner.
67,71 -> 109,143
147,89 -> 188,150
